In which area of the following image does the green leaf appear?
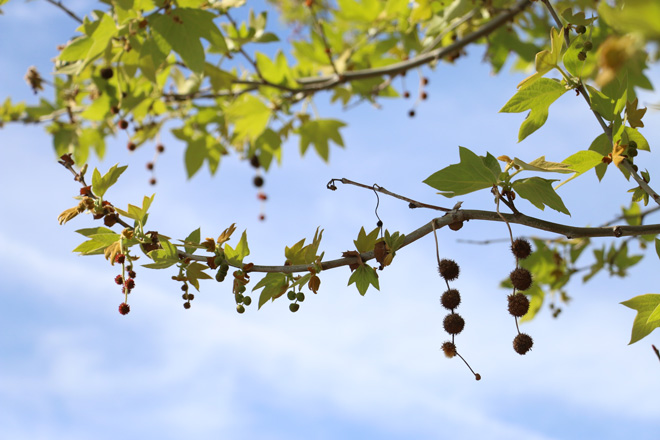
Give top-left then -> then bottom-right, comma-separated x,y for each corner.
91,164 -> 128,198
599,0 -> 660,41
513,177 -> 570,215
151,9 -> 227,73
144,240 -> 179,269
517,27 -> 564,89
354,227 -> 380,253
72,228 -> 121,255
348,264 -> 380,296
586,85 -> 616,121
186,262 -> 213,291
556,150 -> 604,188
621,294 -> 660,344
253,273 -> 288,309
512,156 -> 573,174
225,94 -> 271,142
423,146 -> 498,197
298,119 -> 346,162
224,230 -> 250,266
284,228 -> 324,265
183,228 -> 201,255
500,78 -> 567,142
184,138 -> 206,178
114,194 -> 155,224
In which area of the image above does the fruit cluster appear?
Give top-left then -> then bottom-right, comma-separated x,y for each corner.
114,253 -> 137,315
438,258 -> 480,380
508,238 -> 534,355
287,290 -> 305,313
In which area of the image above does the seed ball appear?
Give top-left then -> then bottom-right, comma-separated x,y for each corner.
513,333 -> 534,355
249,155 -> 260,168
576,25 -> 586,34
507,293 -> 530,317
628,148 -> 638,157
149,178 -> 157,185
578,51 -> 587,61
183,302 -> 191,309
296,292 -> 305,302
237,304 -> 246,314
510,267 -> 532,291
118,119 -> 129,130
182,293 -> 189,300
583,41 -> 593,51
243,296 -> 252,306
403,91 -> 410,99
181,284 -> 188,291
100,67 -> 113,80
441,341 -> 456,358
289,303 -> 300,313
287,291 -> 296,301
253,176 -> 264,187
629,141 -> 638,149
438,259 -> 460,281
511,238 -> 532,259
146,162 -> 154,170
127,142 -> 136,151
408,109 -> 415,117
118,302 -> 130,315
474,374 -> 481,381
156,144 -> 165,153
440,288 -> 461,310
188,294 -> 194,301
443,313 -> 465,335
421,91 -> 428,100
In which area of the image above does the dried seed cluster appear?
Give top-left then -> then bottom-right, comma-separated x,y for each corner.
507,238 -> 534,355
438,258 -> 480,380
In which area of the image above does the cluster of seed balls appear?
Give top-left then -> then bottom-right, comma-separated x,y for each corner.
438,259 -> 480,381
508,238 -> 534,355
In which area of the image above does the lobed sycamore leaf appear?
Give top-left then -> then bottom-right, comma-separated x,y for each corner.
73,227 -> 121,255
626,98 -> 647,128
114,194 -> 155,225
150,8 -> 227,73
517,27 -> 564,89
224,230 -> 250,266
298,119 -> 346,162
500,78 -> 567,142
423,147 -> 499,197
348,264 -> 380,296
354,227 -> 380,254
284,228 -> 324,265
91,164 -> 128,198
225,95 -> 271,143
560,8 -> 597,27
186,262 -> 213,291
621,294 -> 660,344
253,273 -> 289,309
513,177 -> 570,215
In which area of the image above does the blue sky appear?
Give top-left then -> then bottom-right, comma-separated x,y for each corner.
1,1 -> 659,439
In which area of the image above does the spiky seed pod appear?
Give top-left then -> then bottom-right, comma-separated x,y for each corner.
441,341 -> 457,358
443,313 -> 465,335
438,259 -> 460,281
507,293 -> 530,317
511,238 -> 532,260
441,288 -> 461,310
118,302 -> 130,315
513,333 -> 534,355
510,267 -> 533,291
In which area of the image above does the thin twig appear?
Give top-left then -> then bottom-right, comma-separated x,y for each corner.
328,178 -> 451,212
44,0 -> 83,24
